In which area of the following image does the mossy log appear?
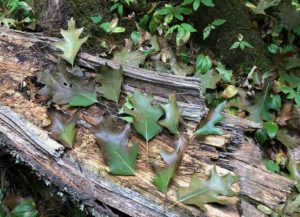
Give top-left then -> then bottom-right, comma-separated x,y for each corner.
0,27 -> 295,217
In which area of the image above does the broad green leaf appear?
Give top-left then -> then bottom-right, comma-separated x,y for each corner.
263,122 -> 278,139
95,117 -> 138,175
123,90 -> 163,140
111,27 -> 125,33
0,17 -> 17,28
153,137 -> 188,192
230,42 -> 240,50
54,18 -> 88,65
46,110 -> 77,148
69,91 -> 98,107
96,65 -> 123,102
215,63 -> 233,83
194,101 -> 226,136
181,23 -> 197,32
195,54 -> 212,75
195,70 -> 222,94
158,94 -> 181,134
11,200 -> 38,217
177,166 -> 239,207
203,25 -> 211,40
265,160 -> 280,173
181,0 -> 194,6
201,0 -> 214,7
211,19 -> 226,26
113,48 -> 145,68
153,165 -> 176,193
255,129 -> 268,145
37,60 -> 96,105
268,44 -> 279,54
193,0 -> 201,10
131,31 -> 141,45
279,72 -> 300,89
90,15 -> 102,24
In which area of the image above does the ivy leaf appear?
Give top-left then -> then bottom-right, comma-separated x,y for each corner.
37,60 -> 96,106
263,122 -> 278,139
113,48 -> 145,68
177,166 -> 239,208
11,200 -> 38,217
194,70 -> 222,94
95,65 -> 123,102
94,116 -> 138,175
123,90 -> 163,140
265,160 -> 280,173
153,137 -> 188,192
45,110 -> 77,149
54,18 -> 88,66
158,94 -> 181,134
194,101 -> 226,136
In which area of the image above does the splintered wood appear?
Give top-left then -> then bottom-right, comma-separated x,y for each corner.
0,27 -> 295,217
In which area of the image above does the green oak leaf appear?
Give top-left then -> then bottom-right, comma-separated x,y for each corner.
153,137 -> 188,193
153,165 -> 176,193
11,200 -> 38,217
194,101 -> 226,136
194,70 -> 222,94
123,90 -> 163,140
177,166 -> 239,208
95,116 -> 138,176
46,109 -> 77,148
69,91 -> 98,107
37,60 -> 96,106
54,18 -> 88,66
96,65 -> 123,102
113,48 -> 145,68
158,94 -> 181,134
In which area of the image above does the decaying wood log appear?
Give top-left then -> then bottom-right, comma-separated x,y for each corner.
0,27 -> 295,217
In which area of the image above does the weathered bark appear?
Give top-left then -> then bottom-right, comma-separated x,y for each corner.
0,28 -> 295,217
194,0 -> 271,70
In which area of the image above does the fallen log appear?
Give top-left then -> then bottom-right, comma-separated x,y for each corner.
0,27 -> 295,217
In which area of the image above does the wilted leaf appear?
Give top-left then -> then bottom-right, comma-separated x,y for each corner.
277,129 -> 298,148
11,200 -> 38,217
276,102 -> 293,126
170,57 -> 194,76
158,94 -> 181,134
253,0 -> 281,15
96,65 -> 123,102
54,18 -> 88,65
194,101 -> 226,136
113,48 -> 145,68
153,137 -> 188,192
177,166 -> 239,208
194,70 -> 222,94
95,116 -> 138,175
0,17 -> 17,28
221,85 -> 238,99
123,90 -> 163,140
288,154 -> 300,181
37,60 -> 96,106
46,110 -> 77,148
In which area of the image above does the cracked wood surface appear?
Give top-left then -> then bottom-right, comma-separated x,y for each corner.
0,27 -> 295,217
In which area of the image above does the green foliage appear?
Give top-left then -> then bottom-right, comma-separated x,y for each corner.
276,129 -> 298,148
194,54 -> 212,75
37,60 -> 96,106
153,165 -> 176,193
46,110 -> 77,148
158,94 -> 181,134
177,166 -> 239,207
100,21 -> 125,33
248,0 -> 281,15
195,70 -> 222,94
255,129 -> 268,145
157,4 -> 193,24
263,122 -> 278,139
131,31 -> 141,45
113,48 -> 145,67
54,18 -> 88,66
203,19 -> 226,40
194,101 -> 226,136
90,15 -> 102,24
215,63 -> 233,83
95,116 -> 138,175
230,34 -> 253,50
123,90 -> 163,140
182,0 -> 215,10
165,23 -> 197,46
96,65 -> 123,102
280,84 -> 300,107
265,160 -> 280,173
11,200 -> 38,217
153,137 -> 188,192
